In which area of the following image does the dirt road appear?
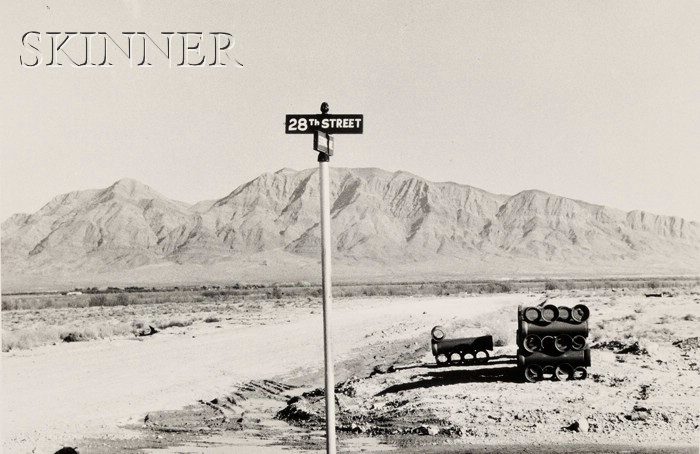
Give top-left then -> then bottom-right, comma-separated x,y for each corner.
1,295 -> 521,452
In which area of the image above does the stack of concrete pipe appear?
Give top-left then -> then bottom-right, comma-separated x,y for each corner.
516,303 -> 591,382
430,326 -> 494,367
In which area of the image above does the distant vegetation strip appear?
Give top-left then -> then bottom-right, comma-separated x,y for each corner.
2,317 -> 196,352
2,277 -> 698,311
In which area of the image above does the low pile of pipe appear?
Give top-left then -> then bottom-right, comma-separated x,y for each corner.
517,303 -> 591,382
430,326 -> 494,366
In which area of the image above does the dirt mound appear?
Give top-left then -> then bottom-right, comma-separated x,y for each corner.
593,340 -> 649,355
672,337 -> 700,352
672,336 -> 700,372
276,395 -> 325,425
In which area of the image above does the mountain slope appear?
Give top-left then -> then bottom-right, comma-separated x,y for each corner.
2,169 -> 699,286
2,179 -> 194,271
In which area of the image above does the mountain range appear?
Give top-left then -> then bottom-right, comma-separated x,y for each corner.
2,168 -> 699,290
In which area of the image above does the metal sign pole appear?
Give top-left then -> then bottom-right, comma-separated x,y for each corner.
316,100 -> 336,454
285,101 -> 360,454
318,150 -> 336,454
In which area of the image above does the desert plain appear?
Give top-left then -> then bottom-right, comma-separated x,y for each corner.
2,281 -> 699,453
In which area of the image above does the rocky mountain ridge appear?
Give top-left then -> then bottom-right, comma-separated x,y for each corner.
2,168 -> 699,286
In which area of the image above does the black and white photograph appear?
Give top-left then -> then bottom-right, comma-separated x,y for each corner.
1,2 -> 699,453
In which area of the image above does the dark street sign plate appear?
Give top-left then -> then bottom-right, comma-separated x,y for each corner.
285,114 -> 363,134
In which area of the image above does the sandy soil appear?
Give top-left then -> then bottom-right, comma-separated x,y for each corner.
122,290 -> 700,454
270,291 -> 700,452
1,294 -> 518,452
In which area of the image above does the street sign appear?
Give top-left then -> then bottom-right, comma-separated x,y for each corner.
285,114 -> 363,134
284,102 -> 363,454
314,131 -> 334,156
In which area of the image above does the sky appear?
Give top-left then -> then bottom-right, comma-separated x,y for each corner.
2,1 -> 699,222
